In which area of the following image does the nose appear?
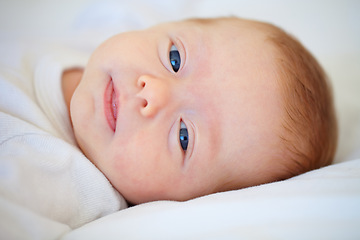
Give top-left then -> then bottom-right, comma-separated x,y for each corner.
136,75 -> 171,118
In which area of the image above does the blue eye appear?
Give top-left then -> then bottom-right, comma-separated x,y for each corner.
179,121 -> 188,151
169,45 -> 181,72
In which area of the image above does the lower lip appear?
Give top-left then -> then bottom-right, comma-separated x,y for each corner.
104,79 -> 118,132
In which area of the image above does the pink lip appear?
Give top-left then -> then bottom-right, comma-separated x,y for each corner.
104,78 -> 118,132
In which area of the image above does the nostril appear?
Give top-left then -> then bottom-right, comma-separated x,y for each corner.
142,99 -> 148,108
138,78 -> 146,88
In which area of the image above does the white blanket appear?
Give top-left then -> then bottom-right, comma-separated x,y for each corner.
64,159 -> 360,240
1,0 -> 359,239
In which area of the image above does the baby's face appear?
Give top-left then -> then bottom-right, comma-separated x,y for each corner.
70,18 -> 284,204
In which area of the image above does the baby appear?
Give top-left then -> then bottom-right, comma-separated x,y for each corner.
62,17 -> 337,204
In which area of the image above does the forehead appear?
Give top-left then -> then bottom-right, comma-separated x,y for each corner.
154,19 -> 283,183
158,21 -> 280,124
185,19 -> 282,166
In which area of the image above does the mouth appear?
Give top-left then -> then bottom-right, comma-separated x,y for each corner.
104,78 -> 118,132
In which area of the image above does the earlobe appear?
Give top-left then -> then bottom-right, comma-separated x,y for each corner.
62,68 -> 84,113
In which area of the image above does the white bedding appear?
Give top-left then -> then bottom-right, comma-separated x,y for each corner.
62,159 -> 360,240
1,0 -> 360,239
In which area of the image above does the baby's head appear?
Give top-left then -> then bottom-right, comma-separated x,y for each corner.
69,17 -> 337,204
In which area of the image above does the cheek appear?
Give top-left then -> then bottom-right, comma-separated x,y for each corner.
107,132 -> 161,182
107,132 -> 184,203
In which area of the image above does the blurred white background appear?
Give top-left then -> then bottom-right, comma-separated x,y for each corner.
1,0 -> 359,55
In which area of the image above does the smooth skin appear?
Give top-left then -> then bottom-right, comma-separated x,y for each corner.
63,18 -> 285,204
